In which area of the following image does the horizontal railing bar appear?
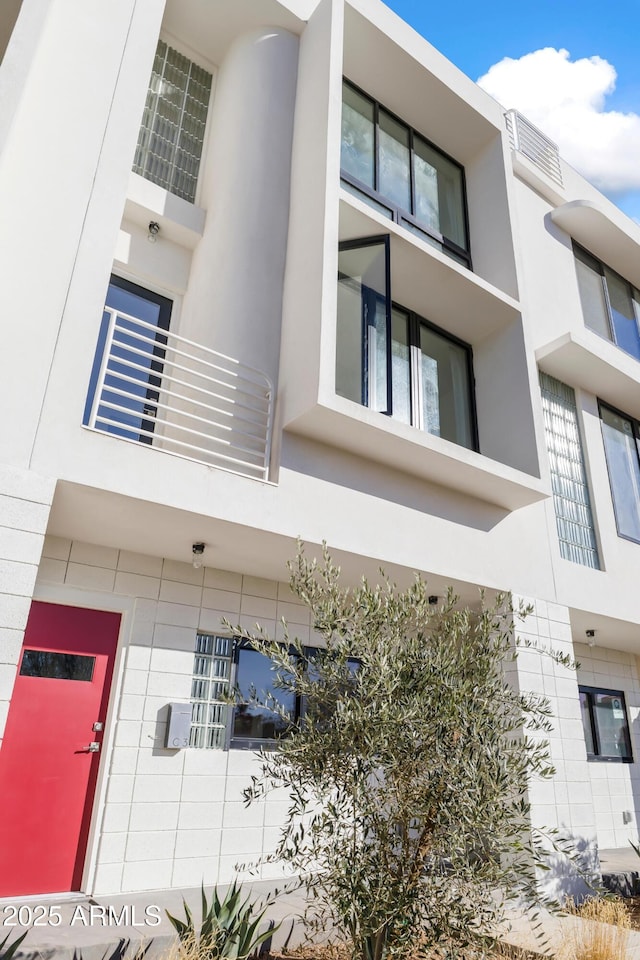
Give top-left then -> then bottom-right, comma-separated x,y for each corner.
98,389 -> 268,451
112,324 -> 269,394
89,307 -> 274,480
109,339 -> 269,406
94,414 -> 266,470
107,308 -> 273,391
87,425 -> 267,480
102,380 -> 268,433
96,401 -> 267,458
103,365 -> 270,423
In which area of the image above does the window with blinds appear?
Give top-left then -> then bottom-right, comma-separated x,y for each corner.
133,41 -> 212,204
189,634 -> 232,749
539,372 -> 600,568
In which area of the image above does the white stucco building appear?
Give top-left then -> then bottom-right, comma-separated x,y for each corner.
2,0 -> 640,901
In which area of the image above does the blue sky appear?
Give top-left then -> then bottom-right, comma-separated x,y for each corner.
385,0 -> 640,222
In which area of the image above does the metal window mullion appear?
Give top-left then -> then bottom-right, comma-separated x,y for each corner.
373,100 -> 379,194
408,127 -> 416,218
600,270 -> 616,344
409,313 -> 423,431
384,236 -> 393,417
588,693 -> 602,757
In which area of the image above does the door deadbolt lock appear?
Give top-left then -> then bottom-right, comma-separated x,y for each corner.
92,721 -> 103,732
85,742 -> 100,753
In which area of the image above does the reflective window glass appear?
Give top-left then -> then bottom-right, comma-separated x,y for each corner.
605,267 -> 640,361
340,82 -> 375,189
420,325 -> 474,449
340,82 -> 469,266
580,686 -> 632,761
413,137 -> 466,250
20,650 -> 95,682
232,648 -> 295,742
337,241 -> 390,413
600,405 -> 640,542
378,110 -> 410,213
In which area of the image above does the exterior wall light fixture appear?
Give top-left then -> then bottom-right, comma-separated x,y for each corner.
147,221 -> 160,243
192,542 -> 205,569
586,629 -> 596,647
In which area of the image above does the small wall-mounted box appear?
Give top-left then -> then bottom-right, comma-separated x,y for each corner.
165,702 -> 193,749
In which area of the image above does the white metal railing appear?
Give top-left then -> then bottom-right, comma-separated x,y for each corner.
85,308 -> 273,481
505,109 -> 563,188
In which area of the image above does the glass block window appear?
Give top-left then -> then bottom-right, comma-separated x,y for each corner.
539,372 -> 600,568
133,41 -> 212,203
189,634 -> 233,749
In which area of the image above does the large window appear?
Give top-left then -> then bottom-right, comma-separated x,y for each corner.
574,244 -> 640,361
341,80 -> 470,267
190,635 -> 300,750
133,40 -> 213,203
337,237 -> 477,450
189,636 -> 358,749
599,402 -> 640,543
579,686 -> 632,762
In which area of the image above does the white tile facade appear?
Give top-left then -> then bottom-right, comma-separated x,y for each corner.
36,537 -> 311,894
574,642 -> 640,848
511,597 -> 598,893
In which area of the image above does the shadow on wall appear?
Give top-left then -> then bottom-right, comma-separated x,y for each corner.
280,432 -> 509,533
539,831 -> 600,904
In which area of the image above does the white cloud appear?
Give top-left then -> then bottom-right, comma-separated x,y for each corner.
477,47 -> 640,195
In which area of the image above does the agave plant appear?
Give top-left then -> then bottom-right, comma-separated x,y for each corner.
166,882 -> 278,960
0,930 -> 28,960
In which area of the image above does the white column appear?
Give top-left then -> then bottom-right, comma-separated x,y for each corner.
178,27 -> 300,388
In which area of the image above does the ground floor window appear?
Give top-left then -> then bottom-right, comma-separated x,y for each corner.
189,635 -> 358,749
579,685 -> 632,762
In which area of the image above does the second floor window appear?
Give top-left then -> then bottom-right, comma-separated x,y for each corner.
341,80 -> 470,268
599,402 -> 640,544
133,40 -> 213,204
337,236 -> 477,450
574,243 -> 640,362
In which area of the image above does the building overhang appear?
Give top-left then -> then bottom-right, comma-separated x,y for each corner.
551,200 -> 640,289
536,330 -> 640,421
285,397 -> 549,511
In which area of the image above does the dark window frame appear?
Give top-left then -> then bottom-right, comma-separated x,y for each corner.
228,642 -> 361,751
579,684 -> 633,763
598,399 -> 640,545
84,275 -> 173,444
341,78 -> 472,269
338,235 -> 479,451
574,242 -> 640,359
228,640 -> 302,751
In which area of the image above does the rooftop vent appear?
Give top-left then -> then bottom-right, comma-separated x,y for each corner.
505,109 -> 563,188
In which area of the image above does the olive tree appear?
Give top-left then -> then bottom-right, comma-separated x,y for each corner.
229,546 -> 573,960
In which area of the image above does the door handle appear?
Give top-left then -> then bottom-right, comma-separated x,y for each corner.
84,742 -> 100,753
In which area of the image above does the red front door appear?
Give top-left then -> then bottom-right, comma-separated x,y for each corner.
0,602 -> 120,896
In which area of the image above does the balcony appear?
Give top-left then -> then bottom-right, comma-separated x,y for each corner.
84,308 -> 273,481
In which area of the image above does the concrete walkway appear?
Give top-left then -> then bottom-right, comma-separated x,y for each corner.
5,871 -> 640,960
3,881 -> 307,960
